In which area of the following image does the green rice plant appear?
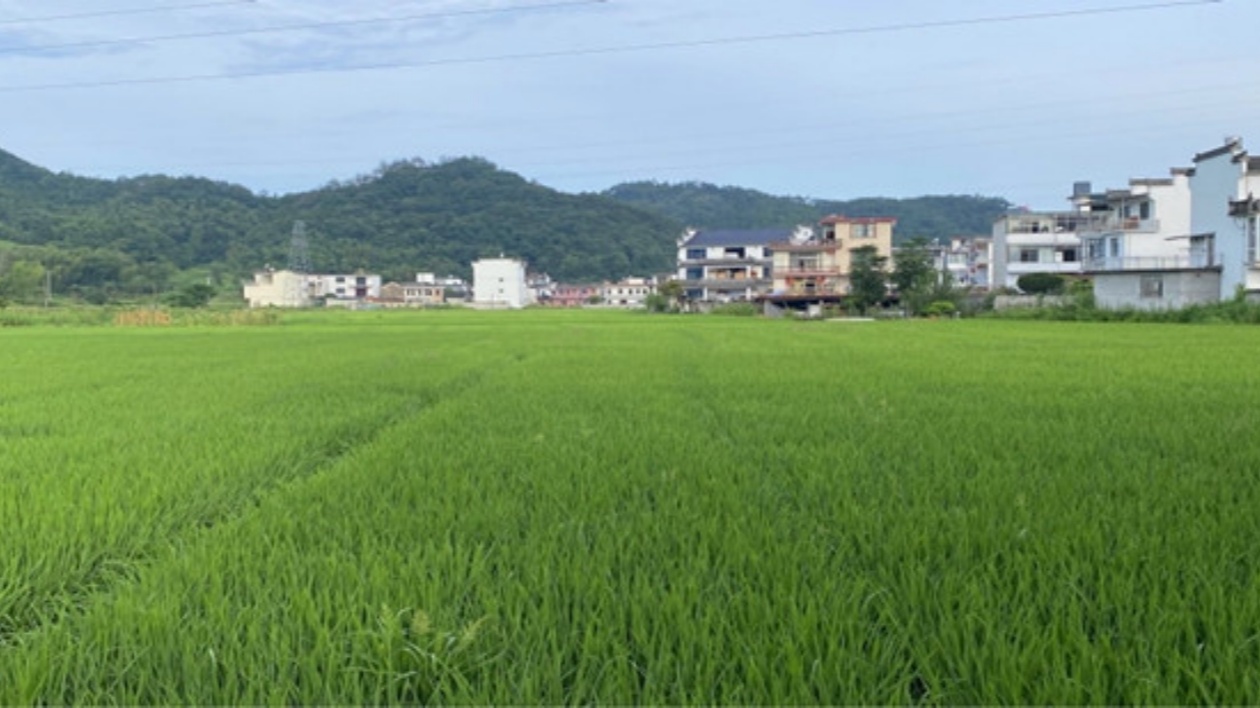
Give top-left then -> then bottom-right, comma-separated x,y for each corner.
1,312 -> 1260,703
351,606 -> 497,704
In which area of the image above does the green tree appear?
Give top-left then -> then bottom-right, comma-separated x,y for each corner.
165,282 -> 217,308
891,238 -> 938,315
656,280 -> 683,311
0,259 -> 46,304
848,246 -> 888,315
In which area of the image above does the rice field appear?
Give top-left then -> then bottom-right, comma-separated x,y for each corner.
1,310 -> 1259,704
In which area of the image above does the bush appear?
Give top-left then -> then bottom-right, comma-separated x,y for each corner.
924,301 -> 957,318
644,293 -> 673,313
1016,273 -> 1066,295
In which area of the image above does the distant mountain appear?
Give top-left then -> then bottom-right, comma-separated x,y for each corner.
0,149 -> 1014,305
0,151 -> 684,302
603,181 -> 1011,243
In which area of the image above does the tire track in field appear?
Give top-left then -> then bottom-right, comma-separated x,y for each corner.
0,354 -> 522,648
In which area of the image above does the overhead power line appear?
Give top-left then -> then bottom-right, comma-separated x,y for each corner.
0,0 -> 1222,92
0,0 -> 608,56
0,0 -> 256,26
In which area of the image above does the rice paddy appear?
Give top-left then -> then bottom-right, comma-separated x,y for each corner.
1,310 -> 1259,703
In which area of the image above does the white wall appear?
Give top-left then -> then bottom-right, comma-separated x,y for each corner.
1094,270 -> 1221,310
473,258 -> 528,308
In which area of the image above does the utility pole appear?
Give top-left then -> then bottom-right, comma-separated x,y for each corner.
43,267 -> 51,308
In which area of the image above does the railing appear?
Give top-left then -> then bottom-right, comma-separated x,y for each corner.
678,257 -> 772,267
1083,254 -> 1215,271
776,267 -> 841,277
686,278 -> 772,289
1100,217 -> 1160,233
1003,213 -> 1112,235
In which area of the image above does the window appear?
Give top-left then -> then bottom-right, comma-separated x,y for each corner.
335,276 -> 345,283
1109,238 -> 1120,257
1140,275 -> 1163,299
1060,248 -> 1078,263
1139,201 -> 1152,220
356,277 -> 366,286
686,248 -> 706,260
1019,249 -> 1039,263
685,267 -> 703,280
852,224 -> 872,238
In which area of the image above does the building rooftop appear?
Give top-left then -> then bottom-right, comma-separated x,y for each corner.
819,214 -> 897,225
683,228 -> 792,248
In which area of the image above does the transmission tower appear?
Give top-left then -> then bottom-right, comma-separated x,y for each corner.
284,220 -> 313,306
288,220 -> 312,274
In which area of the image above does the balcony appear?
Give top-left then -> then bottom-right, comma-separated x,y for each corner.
686,278 -> 771,290
1229,198 -> 1260,217
679,256 -> 772,267
1083,254 -> 1216,272
1100,217 -> 1160,233
771,240 -> 841,252
1002,212 -> 1112,235
777,266 -> 841,278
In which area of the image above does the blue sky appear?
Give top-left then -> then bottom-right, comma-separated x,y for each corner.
0,0 -> 1255,208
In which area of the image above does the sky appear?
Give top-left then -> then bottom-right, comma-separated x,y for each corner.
0,0 -> 1256,208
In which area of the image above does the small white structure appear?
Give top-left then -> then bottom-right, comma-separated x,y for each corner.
307,273 -> 382,302
243,269 -> 382,308
472,257 -> 530,309
601,277 -> 655,308
243,269 -> 312,308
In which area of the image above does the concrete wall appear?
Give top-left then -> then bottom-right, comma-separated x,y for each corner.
473,258 -> 528,308
1094,270 -> 1221,310
1191,148 -> 1247,299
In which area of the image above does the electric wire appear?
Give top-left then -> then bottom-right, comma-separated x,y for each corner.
0,0 -> 255,26
0,0 -> 607,56
0,0 -> 1221,93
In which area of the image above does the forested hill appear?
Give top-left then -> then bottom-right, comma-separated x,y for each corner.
0,151 -> 684,302
1,148 -> 1013,304
603,181 -> 1011,243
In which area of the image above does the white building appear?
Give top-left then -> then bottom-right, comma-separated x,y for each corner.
1076,138 -> 1260,310
932,237 -> 991,289
991,207 -> 1105,290
601,277 -> 655,308
677,227 -> 810,302
1191,138 -> 1260,300
243,269 -> 312,308
472,257 -> 530,309
307,273 -> 382,302
1076,171 -> 1216,310
242,269 -> 381,308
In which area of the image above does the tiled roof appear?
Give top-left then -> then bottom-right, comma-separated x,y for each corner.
683,229 -> 793,247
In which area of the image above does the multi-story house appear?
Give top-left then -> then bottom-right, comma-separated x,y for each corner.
472,257 -> 530,309
309,272 -> 383,302
547,283 -> 601,307
933,237 -> 991,289
243,269 -> 382,308
378,274 -> 446,307
991,202 -> 1108,290
1194,137 -> 1260,300
769,215 -> 896,299
601,277 -> 655,308
1074,138 -> 1260,310
677,228 -> 800,302
1075,171 -> 1216,309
